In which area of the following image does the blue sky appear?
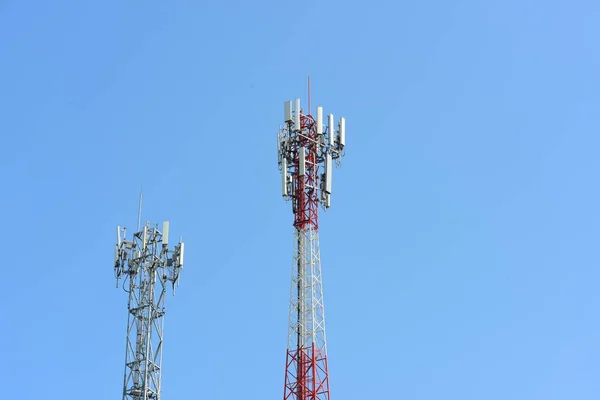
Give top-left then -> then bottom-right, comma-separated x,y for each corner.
1,1 -> 599,399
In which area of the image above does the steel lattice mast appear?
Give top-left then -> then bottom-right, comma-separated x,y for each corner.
277,91 -> 346,400
113,199 -> 185,400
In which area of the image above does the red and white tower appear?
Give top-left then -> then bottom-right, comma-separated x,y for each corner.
277,91 -> 346,400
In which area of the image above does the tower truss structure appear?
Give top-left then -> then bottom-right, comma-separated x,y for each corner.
113,214 -> 185,400
277,95 -> 346,400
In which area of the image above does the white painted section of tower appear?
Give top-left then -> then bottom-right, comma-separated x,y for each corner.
286,227 -> 329,367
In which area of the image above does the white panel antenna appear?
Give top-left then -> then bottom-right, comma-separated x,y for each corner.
328,114 -> 334,146
324,153 -> 332,194
143,226 -> 148,250
316,107 -> 323,135
179,242 -> 185,267
278,135 -> 287,164
284,101 -> 293,123
117,226 -> 121,246
277,133 -> 282,162
338,117 -> 346,147
299,147 -> 306,176
114,245 -> 119,264
282,157 -> 288,196
294,98 -> 301,131
162,221 -> 170,247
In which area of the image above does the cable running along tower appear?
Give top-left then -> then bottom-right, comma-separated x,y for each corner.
113,198 -> 185,400
277,92 -> 346,400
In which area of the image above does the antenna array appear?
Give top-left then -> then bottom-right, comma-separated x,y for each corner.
278,99 -> 346,212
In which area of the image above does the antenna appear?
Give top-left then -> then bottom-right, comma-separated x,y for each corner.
178,242 -> 185,267
325,153 -> 332,194
308,75 -> 311,117
328,114 -> 335,146
294,99 -> 301,131
299,147 -> 306,176
142,226 -> 148,250
338,117 -> 346,147
284,101 -> 293,123
163,221 -> 170,247
316,106 -> 323,135
282,157 -> 288,196
137,189 -> 143,231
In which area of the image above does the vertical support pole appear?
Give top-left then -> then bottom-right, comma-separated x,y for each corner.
308,76 -> 311,117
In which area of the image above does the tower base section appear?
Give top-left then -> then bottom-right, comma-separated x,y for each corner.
284,343 -> 330,400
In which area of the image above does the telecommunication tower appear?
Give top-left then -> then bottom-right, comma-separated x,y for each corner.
113,197 -> 185,400
277,92 -> 347,400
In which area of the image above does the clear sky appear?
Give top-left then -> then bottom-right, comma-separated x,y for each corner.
1,1 -> 598,399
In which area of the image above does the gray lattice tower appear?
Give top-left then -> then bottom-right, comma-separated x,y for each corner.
113,215 -> 184,400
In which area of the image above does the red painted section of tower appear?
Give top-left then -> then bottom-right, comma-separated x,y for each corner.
292,113 -> 319,232
284,343 -> 330,400
284,111 -> 331,400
